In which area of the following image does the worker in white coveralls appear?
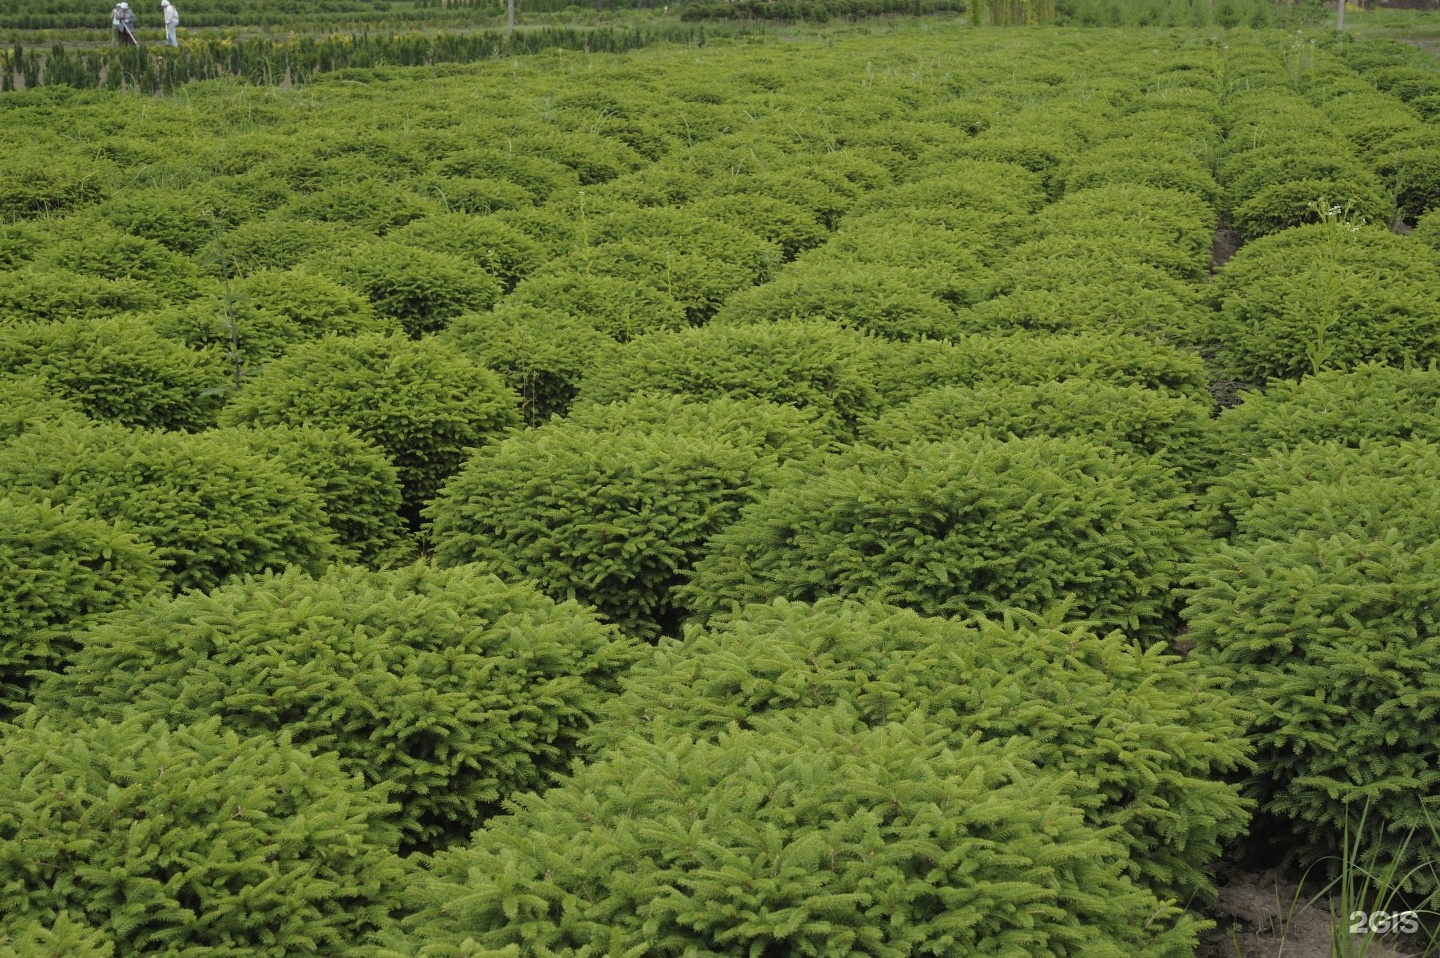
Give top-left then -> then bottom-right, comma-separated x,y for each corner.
161,0 -> 179,46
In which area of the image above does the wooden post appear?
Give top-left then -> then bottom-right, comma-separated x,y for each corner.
508,0 -> 515,35
1336,0 -> 1344,30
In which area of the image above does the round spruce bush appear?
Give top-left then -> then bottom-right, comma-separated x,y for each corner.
149,269 -> 393,368
223,423 -> 410,567
1228,178 -> 1393,240
34,224 -> 212,304
90,188 -> 214,255
0,375 -> 86,443
1414,207 -> 1440,250
35,563 -> 638,850
0,269 -> 160,323
0,421 -> 336,593
711,262 -> 958,341
0,495 -> 163,717
684,435 -> 1202,643
1212,364 -> 1440,463
440,304 -> 617,425
506,268 -> 690,342
1183,530 -> 1440,894
388,213 -> 544,292
575,320 -> 889,438
1202,439 -> 1440,547
219,333 -> 520,517
206,216 -> 364,277
563,393 -> 831,463
0,317 -> 228,432
405,707 -> 1205,958
688,193 -> 829,262
592,599 -> 1251,901
281,178 -> 440,234
860,379 -> 1216,478
1205,220 -> 1440,383
304,240 -> 502,338
0,714 -> 406,955
427,409 -> 798,640
551,239 -> 762,325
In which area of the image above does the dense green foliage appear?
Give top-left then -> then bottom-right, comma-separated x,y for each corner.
1203,219 -> 1440,383
407,707 -> 1205,957
219,333 -> 520,516
1185,442 -> 1440,891
0,495 -> 162,716
0,317 -> 228,431
0,714 -> 406,954
0,421 -> 335,592
593,599 -> 1251,901
428,398 -> 823,639
35,563 -> 638,849
686,435 -> 1202,642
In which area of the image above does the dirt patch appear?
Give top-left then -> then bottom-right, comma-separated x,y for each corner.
1195,864 -> 1430,958
1211,223 -> 1242,276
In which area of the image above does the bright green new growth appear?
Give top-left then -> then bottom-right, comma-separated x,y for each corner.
428,403 -> 810,640
0,420 -> 336,593
219,332 -> 520,517
0,913 -> 115,958
407,707 -> 1205,958
0,374 -> 86,442
35,563 -> 639,849
0,317 -> 228,432
1204,221 -> 1440,383
686,435 -> 1202,642
0,715 -> 406,956
1214,363 -> 1440,463
0,495 -> 162,717
1184,530 -> 1440,896
592,599 -> 1251,902
223,423 -> 411,567
860,379 -> 1216,480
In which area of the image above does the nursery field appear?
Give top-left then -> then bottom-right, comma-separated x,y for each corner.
4,13 -> 1440,957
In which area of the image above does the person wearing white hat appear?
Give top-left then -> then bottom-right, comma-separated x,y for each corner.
110,1 -> 137,44
160,0 -> 179,46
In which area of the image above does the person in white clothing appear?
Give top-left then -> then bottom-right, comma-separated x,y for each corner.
160,0 -> 179,47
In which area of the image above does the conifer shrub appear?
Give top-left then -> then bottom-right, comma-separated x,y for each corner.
1022,185 -> 1216,282
688,193 -> 829,261
574,320 -> 888,438
0,157 -> 106,222
1062,147 -> 1221,209
35,225 -> 211,303
439,304 -> 616,425
90,188 -> 213,255
417,174 -> 534,215
35,563 -> 638,849
282,178 -> 440,234
962,262 -> 1205,340
406,707 -> 1205,957
0,375 -> 85,442
1229,178 -> 1392,240
1414,207 -> 1440,251
506,269 -> 689,342
305,240 -> 502,337
224,423 -> 410,567
0,714 -> 406,954
588,204 -> 779,277
564,393 -> 831,463
0,495 -> 163,717
685,435 -> 1202,642
1183,530 -> 1440,893
871,331 -> 1214,407
388,213 -> 544,292
150,269 -> 392,368
551,240 -> 761,325
0,914 -> 114,958
861,380 -> 1216,477
593,599 -> 1251,901
0,317 -> 228,432
1212,364 -> 1440,463
427,410 -> 798,640
847,162 -> 1047,218
1202,439 -> 1440,547
1372,146 -> 1440,222
0,421 -> 336,593
208,216 -> 362,276
710,263 -> 958,341
794,221 -> 989,308
219,333 -> 519,516
1205,221 -> 1440,383
432,148 -> 580,200
0,269 -> 161,322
